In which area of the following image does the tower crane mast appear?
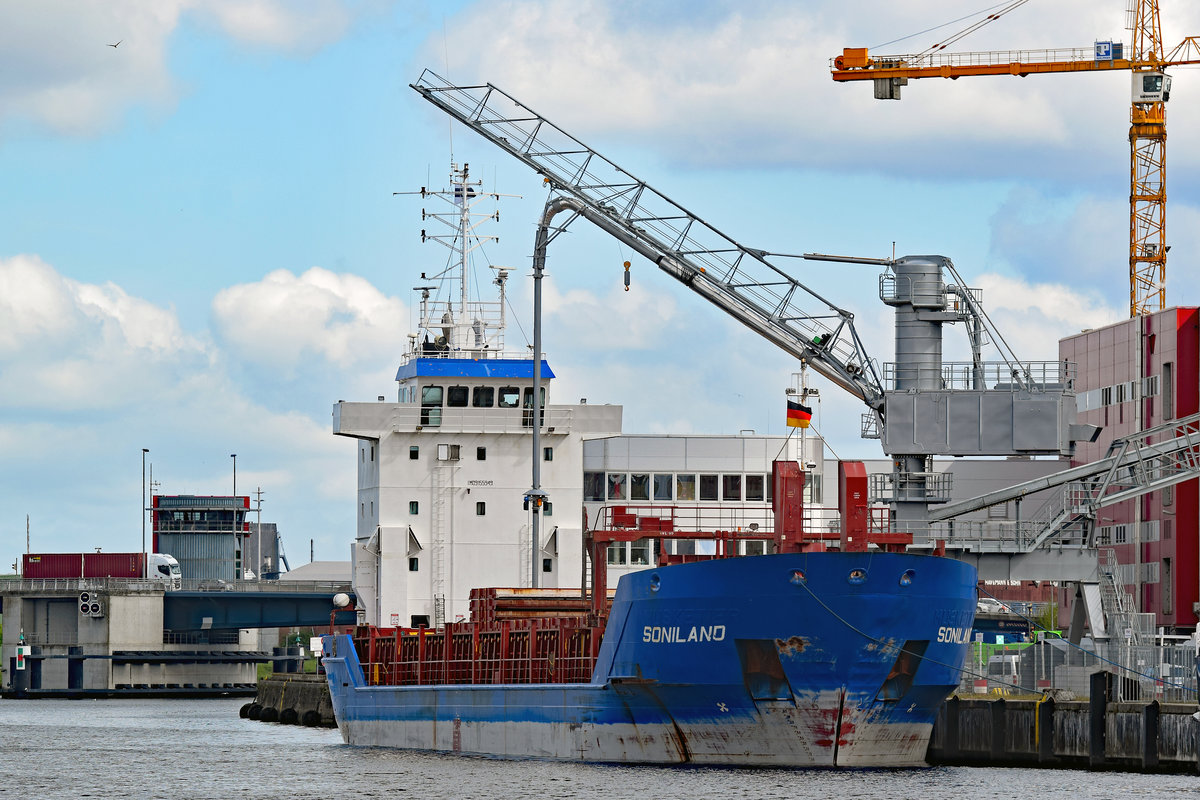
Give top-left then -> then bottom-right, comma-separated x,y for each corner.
831,1 -> 1200,318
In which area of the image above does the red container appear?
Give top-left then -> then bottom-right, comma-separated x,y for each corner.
22,553 -> 85,579
83,552 -> 146,579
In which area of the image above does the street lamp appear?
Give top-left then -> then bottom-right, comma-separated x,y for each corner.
142,448 -> 149,554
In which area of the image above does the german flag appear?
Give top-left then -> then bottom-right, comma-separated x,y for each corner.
786,400 -> 812,428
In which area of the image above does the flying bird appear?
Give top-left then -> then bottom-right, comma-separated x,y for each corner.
107,40 -> 121,48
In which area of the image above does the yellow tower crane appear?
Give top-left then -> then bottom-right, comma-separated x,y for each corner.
831,0 -> 1200,317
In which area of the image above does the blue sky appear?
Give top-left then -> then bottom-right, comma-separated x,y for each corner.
3,0 -> 1200,567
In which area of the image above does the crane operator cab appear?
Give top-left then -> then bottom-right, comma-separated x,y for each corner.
1133,71 -> 1171,103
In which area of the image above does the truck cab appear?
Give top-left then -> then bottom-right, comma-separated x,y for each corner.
149,553 -> 182,590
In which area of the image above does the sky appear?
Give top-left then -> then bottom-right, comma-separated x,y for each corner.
4,0 -> 1200,568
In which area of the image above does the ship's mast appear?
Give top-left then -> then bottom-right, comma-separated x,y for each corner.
396,163 -> 519,358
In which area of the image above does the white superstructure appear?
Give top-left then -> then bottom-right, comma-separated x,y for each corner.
334,164 -> 621,627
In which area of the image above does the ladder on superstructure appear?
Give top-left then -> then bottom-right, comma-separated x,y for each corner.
411,70 -> 885,412
430,463 -> 452,626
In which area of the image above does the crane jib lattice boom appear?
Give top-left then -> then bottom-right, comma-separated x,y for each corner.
410,70 -> 885,411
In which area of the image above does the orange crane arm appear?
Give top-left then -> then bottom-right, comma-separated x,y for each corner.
831,44 -> 1200,82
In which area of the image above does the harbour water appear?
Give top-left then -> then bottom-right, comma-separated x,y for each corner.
0,698 -> 1194,799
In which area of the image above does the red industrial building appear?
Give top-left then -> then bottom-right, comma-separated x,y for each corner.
1059,306 -> 1200,633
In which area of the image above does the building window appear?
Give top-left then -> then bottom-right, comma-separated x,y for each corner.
802,473 -> 820,504
607,473 -> 627,501
630,538 -> 650,566
743,540 -> 766,556
544,501 -> 553,516
370,445 -> 375,462
409,557 -> 419,572
699,474 -> 719,502
722,475 -> 742,501
437,443 -> 460,461
498,386 -> 520,408
1163,558 -> 1173,614
420,385 -> 443,426
360,502 -> 364,518
653,474 -> 672,501
1163,363 -> 1174,420
542,558 -> 553,573
746,474 -> 765,502
630,473 -> 650,501
477,447 -> 487,461
476,501 -> 486,516
472,386 -> 494,407
409,501 -> 419,515
447,385 -> 469,407
676,474 -> 696,501
584,472 -> 605,501
409,446 -> 419,460
543,447 -> 553,461
606,541 -> 627,565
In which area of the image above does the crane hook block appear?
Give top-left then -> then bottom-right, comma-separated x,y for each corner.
623,261 -> 631,292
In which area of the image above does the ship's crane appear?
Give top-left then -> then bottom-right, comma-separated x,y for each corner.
830,0 -> 1200,318
410,69 -> 1090,544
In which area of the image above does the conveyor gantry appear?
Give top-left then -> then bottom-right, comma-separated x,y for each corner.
411,70 -> 886,410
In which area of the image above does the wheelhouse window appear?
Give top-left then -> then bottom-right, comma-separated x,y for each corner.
522,387 -> 546,427
472,386 -> 495,407
699,474 -> 719,502
420,385 -> 443,426
447,385 -> 469,407
498,386 -> 520,408
607,473 -> 627,501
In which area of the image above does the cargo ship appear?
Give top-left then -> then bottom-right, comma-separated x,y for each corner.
320,162 -> 981,766
322,550 -> 976,766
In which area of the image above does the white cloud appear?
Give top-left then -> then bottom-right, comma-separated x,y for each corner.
432,0 -> 1200,179
0,254 -> 207,411
0,0 -> 390,137
212,266 -> 409,374
0,255 -> 362,558
195,0 -> 356,53
971,273 -> 1123,361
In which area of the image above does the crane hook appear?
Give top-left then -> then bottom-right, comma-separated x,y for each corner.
623,261 -> 631,292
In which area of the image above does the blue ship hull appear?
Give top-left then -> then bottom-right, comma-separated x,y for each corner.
322,551 -> 977,766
